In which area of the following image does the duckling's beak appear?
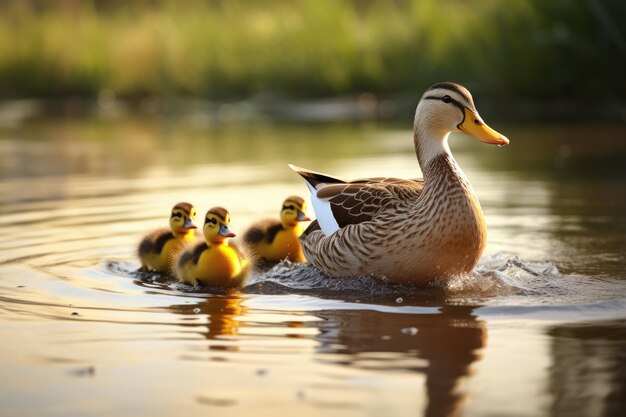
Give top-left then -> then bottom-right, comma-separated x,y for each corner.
182,217 -> 197,230
296,210 -> 311,222
458,107 -> 509,146
218,223 -> 236,238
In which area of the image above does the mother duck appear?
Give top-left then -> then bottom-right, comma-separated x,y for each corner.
290,82 -> 509,284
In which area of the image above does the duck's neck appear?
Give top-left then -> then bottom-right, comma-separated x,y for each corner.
413,108 -> 450,166
281,220 -> 304,234
206,239 -> 226,249
413,120 -> 473,193
175,230 -> 196,241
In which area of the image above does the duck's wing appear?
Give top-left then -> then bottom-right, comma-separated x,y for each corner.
316,179 -> 424,228
242,219 -> 283,245
138,227 -> 172,257
177,242 -> 208,267
289,165 -> 424,235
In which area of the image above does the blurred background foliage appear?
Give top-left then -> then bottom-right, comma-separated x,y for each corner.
1,0 -> 625,107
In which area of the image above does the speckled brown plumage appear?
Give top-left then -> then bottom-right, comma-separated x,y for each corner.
293,82 -> 507,283
299,154 -> 486,284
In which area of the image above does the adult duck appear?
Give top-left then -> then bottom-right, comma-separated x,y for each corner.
290,82 -> 509,284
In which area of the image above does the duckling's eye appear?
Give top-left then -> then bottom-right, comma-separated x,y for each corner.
171,212 -> 182,218
474,119 -> 480,125
205,217 -> 217,225
442,95 -> 451,103
283,205 -> 296,211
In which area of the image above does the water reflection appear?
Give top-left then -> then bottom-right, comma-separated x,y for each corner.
315,306 -> 486,417
168,296 -> 246,352
0,118 -> 384,180
164,292 -> 486,417
460,123 -> 626,276
2,116 -> 626,417
547,320 -> 626,417
3,118 -> 625,277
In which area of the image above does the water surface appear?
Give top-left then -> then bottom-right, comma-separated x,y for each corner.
1,116 -> 625,417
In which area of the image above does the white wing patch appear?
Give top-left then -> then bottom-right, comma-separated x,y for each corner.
305,182 -> 339,236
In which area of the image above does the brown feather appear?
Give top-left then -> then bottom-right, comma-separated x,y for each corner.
313,178 -> 424,229
243,219 -> 284,245
301,220 -> 321,239
138,227 -> 173,257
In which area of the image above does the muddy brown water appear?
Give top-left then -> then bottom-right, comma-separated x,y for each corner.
1,118 -> 625,417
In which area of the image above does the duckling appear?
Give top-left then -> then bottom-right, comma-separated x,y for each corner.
243,196 -> 310,263
138,202 -> 198,273
175,207 -> 251,288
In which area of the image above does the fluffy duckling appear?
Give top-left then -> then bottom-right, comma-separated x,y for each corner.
175,207 -> 251,288
243,196 -> 310,263
138,202 -> 198,273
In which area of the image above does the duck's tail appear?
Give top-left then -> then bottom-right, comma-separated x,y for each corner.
288,164 -> 344,189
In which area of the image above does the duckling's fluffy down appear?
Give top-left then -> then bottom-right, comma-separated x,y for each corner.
174,239 -> 255,288
243,219 -> 284,245
138,227 -> 196,274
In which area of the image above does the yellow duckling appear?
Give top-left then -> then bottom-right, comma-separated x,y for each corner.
175,207 -> 250,288
138,202 -> 198,273
243,196 -> 310,263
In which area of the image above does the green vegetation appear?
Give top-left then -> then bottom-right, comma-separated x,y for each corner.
2,0 -> 625,101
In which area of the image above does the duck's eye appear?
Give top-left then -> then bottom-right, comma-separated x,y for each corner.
171,212 -> 182,218
205,217 -> 217,225
282,205 -> 295,211
442,95 -> 451,103
474,119 -> 480,125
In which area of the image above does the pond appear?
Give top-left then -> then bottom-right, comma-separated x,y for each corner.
1,113 -> 625,417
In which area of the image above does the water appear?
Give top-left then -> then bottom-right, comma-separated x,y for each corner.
1,116 -> 625,417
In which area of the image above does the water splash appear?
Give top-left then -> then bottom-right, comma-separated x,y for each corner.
246,253 -> 626,306
104,254 -> 626,307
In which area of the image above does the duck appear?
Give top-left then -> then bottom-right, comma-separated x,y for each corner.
289,82 -> 509,284
175,207 -> 251,288
243,196 -> 311,263
138,202 -> 198,273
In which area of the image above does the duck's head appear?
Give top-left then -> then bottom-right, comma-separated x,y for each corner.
414,82 -> 508,163
169,202 -> 197,236
203,207 -> 236,244
280,196 -> 310,228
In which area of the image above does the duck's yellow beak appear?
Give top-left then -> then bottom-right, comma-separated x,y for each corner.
458,107 -> 509,146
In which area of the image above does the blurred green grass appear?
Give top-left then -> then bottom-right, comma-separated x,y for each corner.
2,0 -> 625,101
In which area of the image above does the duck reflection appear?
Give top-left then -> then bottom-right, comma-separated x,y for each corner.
547,320 -> 626,417
168,296 -> 246,351
314,305 -> 486,417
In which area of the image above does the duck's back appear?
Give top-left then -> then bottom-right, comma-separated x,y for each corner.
138,228 -> 176,271
300,155 -> 486,283
244,219 -> 282,245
